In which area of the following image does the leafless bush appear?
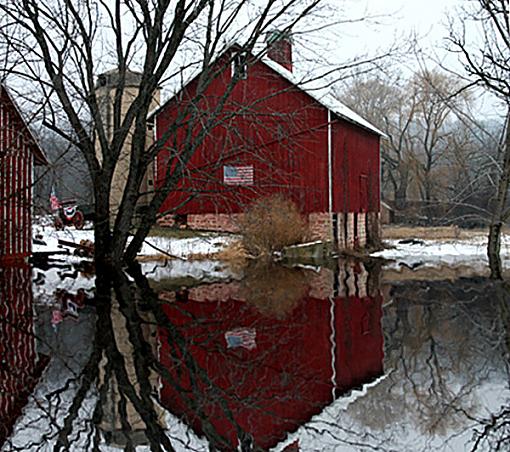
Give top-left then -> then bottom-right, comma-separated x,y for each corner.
238,195 -> 309,256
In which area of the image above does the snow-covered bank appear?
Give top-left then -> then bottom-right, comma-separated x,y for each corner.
372,234 -> 510,270
32,223 -> 235,260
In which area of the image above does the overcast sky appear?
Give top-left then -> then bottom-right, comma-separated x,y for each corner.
337,0 -> 462,62
309,0 -> 504,118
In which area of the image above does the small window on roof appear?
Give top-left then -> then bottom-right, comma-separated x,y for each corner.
232,52 -> 248,80
147,117 -> 155,131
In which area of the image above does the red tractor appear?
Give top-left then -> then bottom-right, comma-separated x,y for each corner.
54,199 -> 85,230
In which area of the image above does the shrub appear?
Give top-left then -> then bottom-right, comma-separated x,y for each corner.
238,195 -> 309,256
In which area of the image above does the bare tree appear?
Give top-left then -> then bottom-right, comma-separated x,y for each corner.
0,0 -> 336,282
448,0 -> 510,278
338,72 -> 415,209
339,69 -> 470,218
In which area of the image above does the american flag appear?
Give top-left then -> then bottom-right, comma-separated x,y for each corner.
223,165 -> 253,185
49,185 -> 60,211
225,328 -> 257,350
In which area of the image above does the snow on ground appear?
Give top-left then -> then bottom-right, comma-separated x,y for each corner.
139,234 -> 235,259
372,234 -> 510,270
33,224 -> 94,255
33,223 -> 235,259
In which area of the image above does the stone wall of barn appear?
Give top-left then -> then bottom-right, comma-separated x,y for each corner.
157,211 -> 380,250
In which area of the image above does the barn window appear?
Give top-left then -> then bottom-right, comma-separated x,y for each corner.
232,52 -> 248,80
147,117 -> 155,131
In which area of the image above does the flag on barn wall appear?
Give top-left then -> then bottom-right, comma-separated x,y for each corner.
225,328 -> 257,350
223,165 -> 253,185
49,186 -> 60,211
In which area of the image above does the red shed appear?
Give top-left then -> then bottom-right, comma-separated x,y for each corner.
152,37 -> 384,248
0,83 -> 47,262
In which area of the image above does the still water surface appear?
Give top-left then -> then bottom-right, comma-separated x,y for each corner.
0,259 -> 508,451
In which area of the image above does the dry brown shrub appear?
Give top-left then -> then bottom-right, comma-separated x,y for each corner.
213,240 -> 248,261
188,241 -> 248,264
238,195 -> 309,256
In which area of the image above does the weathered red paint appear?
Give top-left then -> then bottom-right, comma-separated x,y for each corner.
0,84 -> 46,261
154,48 -> 380,219
158,263 -> 383,450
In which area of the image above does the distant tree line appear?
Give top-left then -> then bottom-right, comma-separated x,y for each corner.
338,69 -> 505,228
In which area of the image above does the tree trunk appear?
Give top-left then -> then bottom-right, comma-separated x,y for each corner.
488,111 -> 510,280
93,176 -> 116,270
488,222 -> 503,279
394,170 -> 408,210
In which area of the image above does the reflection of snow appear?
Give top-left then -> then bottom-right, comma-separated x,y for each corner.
8,308 -> 97,452
372,235 -> 510,270
33,266 -> 96,305
142,260 -> 235,282
273,380 -> 510,452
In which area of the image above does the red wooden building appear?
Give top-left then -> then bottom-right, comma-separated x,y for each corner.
152,36 -> 384,248
157,261 -> 384,450
0,83 -> 47,262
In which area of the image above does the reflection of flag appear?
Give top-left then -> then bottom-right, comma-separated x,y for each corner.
225,328 -> 256,350
50,186 -> 60,211
223,165 -> 253,185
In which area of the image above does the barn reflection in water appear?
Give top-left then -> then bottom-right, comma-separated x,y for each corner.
156,260 -> 384,450
0,259 -> 386,451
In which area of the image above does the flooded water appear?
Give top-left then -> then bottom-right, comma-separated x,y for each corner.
0,258 -> 509,451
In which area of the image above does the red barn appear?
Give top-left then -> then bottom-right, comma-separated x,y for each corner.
152,36 -> 384,248
0,83 -> 47,262
158,261 -> 384,450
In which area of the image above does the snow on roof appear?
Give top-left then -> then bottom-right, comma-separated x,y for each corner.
261,57 -> 385,137
0,82 -> 48,165
150,45 -> 385,137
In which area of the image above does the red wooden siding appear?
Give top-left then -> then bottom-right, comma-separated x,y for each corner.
155,50 -> 380,217
0,264 -> 48,448
158,263 -> 383,450
0,85 -> 45,261
332,119 -> 380,213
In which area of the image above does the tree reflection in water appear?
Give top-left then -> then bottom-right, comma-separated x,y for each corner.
0,259 -> 509,451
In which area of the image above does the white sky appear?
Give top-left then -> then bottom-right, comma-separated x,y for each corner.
326,0 -> 463,67
301,0 -> 505,118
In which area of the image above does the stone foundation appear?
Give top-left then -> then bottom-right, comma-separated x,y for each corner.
158,213 -> 242,233
188,214 -> 241,233
157,210 -> 380,250
308,212 -> 334,241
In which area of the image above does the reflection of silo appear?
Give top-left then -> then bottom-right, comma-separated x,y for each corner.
99,299 -> 163,447
95,69 -> 160,220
